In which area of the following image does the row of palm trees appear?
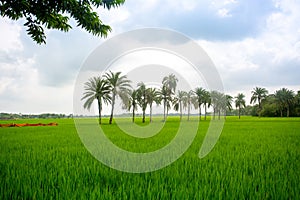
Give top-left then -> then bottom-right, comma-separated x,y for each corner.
81,71 -> 299,124
82,71 -> 243,124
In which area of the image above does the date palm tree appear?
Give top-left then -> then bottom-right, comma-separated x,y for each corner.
160,85 -> 172,122
81,76 -> 111,125
173,90 -> 187,121
137,82 -> 147,123
162,73 -> 178,93
146,87 -> 161,123
161,74 -> 178,121
210,91 -> 224,120
186,90 -> 195,121
274,88 -> 295,117
194,87 -> 206,121
104,71 -> 131,124
235,93 -> 246,119
250,87 -> 268,112
202,90 -> 211,120
125,89 -> 138,123
225,95 -> 233,119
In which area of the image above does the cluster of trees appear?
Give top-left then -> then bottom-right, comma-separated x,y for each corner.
82,71 -> 300,124
0,113 -> 71,120
248,87 -> 300,117
82,72 -> 270,124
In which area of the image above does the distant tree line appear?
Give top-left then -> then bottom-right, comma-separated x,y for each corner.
82,71 -> 300,124
0,113 -> 72,120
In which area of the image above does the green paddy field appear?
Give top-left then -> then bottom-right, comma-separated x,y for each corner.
0,117 -> 299,199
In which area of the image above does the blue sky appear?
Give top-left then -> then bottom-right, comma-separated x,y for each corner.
0,0 -> 300,114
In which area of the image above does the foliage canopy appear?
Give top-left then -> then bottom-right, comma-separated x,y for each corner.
0,0 -> 125,44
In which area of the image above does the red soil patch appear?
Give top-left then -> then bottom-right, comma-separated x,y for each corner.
0,122 -> 58,127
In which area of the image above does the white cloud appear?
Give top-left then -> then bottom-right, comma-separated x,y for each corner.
224,0 -> 238,5
165,0 -> 199,11
217,8 -> 232,17
0,55 -> 74,114
198,0 -> 300,97
0,18 -> 23,52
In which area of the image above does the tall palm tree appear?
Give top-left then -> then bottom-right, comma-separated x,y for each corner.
274,91 -> 284,117
235,93 -> 246,119
250,87 -> 268,111
146,87 -> 161,123
136,82 -> 147,123
186,90 -> 195,121
125,89 -> 138,123
225,94 -> 233,119
173,90 -> 187,121
202,90 -> 211,120
274,88 -> 294,117
81,76 -> 111,124
210,91 -> 224,120
104,71 -> 131,124
194,87 -> 206,121
162,73 -> 178,93
160,84 -> 172,122
161,74 -> 178,121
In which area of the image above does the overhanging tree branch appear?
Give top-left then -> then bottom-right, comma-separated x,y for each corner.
0,0 -> 125,44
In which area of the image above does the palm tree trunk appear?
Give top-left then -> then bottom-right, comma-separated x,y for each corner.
150,103 -> 153,123
166,106 -> 169,121
213,108 -> 216,120
179,102 -> 182,121
109,93 -> 116,124
218,109 -> 221,120
280,109 -> 283,117
238,106 -> 241,119
132,106 -> 135,123
97,99 -> 102,125
187,103 -> 190,121
142,109 -> 145,123
163,100 -> 166,122
204,104 -> 207,120
287,106 -> 290,117
199,103 -> 201,121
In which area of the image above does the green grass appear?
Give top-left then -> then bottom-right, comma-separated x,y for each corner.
0,117 -> 299,199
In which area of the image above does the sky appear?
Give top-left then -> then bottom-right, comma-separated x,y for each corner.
1,0 -> 300,115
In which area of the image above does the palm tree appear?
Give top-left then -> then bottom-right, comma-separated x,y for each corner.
194,87 -> 206,121
210,91 -> 224,120
146,87 -> 161,122
81,76 -> 111,124
250,87 -> 268,113
284,89 -> 295,117
274,91 -> 284,117
161,74 -> 178,121
225,95 -> 233,119
160,84 -> 172,122
295,91 -> 300,106
162,73 -> 178,93
274,88 -> 295,117
104,71 -> 131,124
235,93 -> 246,119
173,90 -> 187,121
186,90 -> 195,121
136,82 -> 147,123
125,89 -> 138,123
202,90 -> 211,120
